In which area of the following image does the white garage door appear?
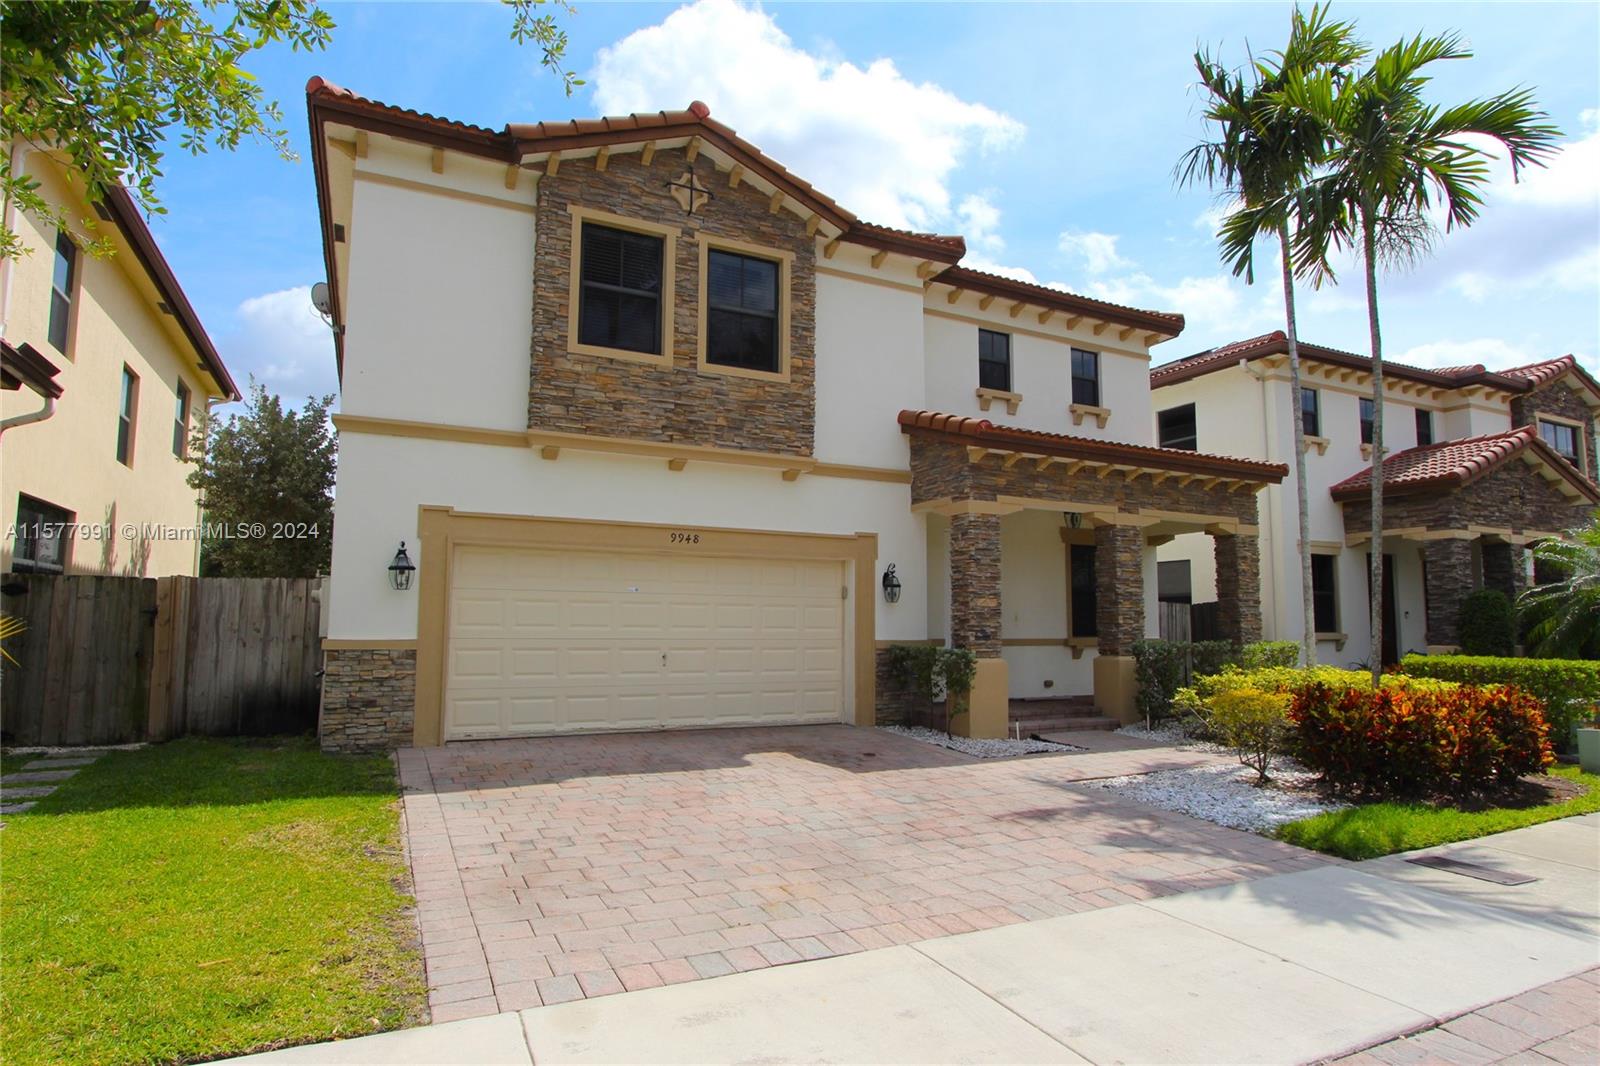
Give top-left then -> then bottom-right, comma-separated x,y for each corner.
444,545 -> 846,739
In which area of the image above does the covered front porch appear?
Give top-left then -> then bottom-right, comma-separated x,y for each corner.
897,412 -> 1287,735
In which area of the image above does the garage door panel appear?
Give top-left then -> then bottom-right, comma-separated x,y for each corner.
446,545 -> 846,740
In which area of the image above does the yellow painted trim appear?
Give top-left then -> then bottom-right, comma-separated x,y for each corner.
331,415 -> 912,484
323,639 -> 419,651
565,204 -> 679,366
693,232 -> 794,383
353,168 -> 536,215
1534,413 -> 1588,476
813,263 -> 925,293
413,508 -> 878,746
975,387 -> 1023,415
876,638 -> 946,648
1068,403 -> 1111,429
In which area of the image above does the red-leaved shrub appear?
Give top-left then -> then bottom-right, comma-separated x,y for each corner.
1288,682 -> 1552,799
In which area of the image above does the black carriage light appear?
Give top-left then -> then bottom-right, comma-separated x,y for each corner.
881,564 -> 902,604
388,542 -> 416,591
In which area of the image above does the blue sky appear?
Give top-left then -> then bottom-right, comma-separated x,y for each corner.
146,1 -> 1600,411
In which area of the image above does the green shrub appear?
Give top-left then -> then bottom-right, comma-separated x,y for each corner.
1210,687 -> 1292,784
1191,640 -> 1239,678
1459,589 -> 1516,656
1400,654 -> 1600,753
1132,640 -> 1188,727
886,644 -> 978,735
1173,665 -> 1456,740
1289,682 -> 1553,799
1241,641 -> 1300,669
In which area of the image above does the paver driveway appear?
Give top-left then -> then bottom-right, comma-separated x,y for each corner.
397,725 -> 1331,1021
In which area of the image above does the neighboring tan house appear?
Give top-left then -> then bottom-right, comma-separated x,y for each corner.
1151,332 -> 1599,663
306,78 -> 1287,753
0,144 -> 239,577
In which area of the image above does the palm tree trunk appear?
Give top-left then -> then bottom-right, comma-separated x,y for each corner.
1278,222 -> 1317,668
1362,200 -> 1385,686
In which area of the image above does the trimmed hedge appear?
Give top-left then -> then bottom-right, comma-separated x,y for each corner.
1290,682 -> 1553,798
1241,641 -> 1300,670
1459,590 -> 1516,656
1400,654 -> 1600,753
1133,640 -> 1311,724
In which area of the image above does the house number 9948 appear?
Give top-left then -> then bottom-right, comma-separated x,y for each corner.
669,531 -> 701,544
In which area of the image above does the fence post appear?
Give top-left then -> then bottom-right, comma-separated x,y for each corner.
148,576 -> 176,740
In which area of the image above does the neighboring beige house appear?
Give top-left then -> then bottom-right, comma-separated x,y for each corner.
305,79 -> 1286,753
1151,333 -> 1599,662
0,143 -> 239,577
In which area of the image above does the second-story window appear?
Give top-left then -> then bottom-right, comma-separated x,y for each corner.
578,223 -> 664,355
1301,387 -> 1321,438
706,248 -> 780,373
173,379 -> 191,458
1359,397 -> 1375,445
117,366 -> 139,467
49,230 -> 77,354
978,329 -> 1011,391
1071,348 -> 1100,406
1158,403 -> 1197,450
1416,407 -> 1434,447
1539,419 -> 1582,471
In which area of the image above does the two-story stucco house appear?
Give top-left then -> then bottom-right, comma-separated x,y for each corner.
306,79 -> 1288,753
1,142 -> 240,577
1151,332 -> 1599,664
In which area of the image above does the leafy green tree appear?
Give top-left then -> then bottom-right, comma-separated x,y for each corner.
186,383 -> 335,578
1277,31 -> 1560,683
1519,512 -> 1600,659
1178,3 -> 1366,668
0,0 -> 577,259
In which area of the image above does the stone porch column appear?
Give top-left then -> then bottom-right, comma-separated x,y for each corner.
1422,537 -> 1474,652
1480,540 -> 1527,605
1093,523 -> 1144,724
1214,532 -> 1263,646
948,511 -> 1006,739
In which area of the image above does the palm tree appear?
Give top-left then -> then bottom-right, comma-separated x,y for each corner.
1176,4 -> 1366,668
1519,512 -> 1600,659
1279,33 -> 1560,684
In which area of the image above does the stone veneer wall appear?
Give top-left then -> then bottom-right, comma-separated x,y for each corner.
1510,380 -> 1598,478
1093,525 -> 1145,655
1213,534 -> 1263,645
1480,541 -> 1527,604
1341,461 -> 1589,537
949,512 -> 1002,657
319,648 -> 416,754
1421,539 -> 1474,648
528,145 -> 817,456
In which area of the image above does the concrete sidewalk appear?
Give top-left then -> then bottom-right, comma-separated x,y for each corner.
230,815 -> 1600,1065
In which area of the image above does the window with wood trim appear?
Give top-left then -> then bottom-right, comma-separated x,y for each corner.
1070,349 -> 1100,407
1415,407 -> 1434,447
978,329 -> 1011,391
577,222 -> 664,355
1539,418 -> 1582,471
13,494 -> 73,573
1158,403 -> 1197,450
1068,543 -> 1098,638
705,248 -> 780,373
1311,553 -> 1338,633
173,379 -> 191,458
1359,397 -> 1375,445
117,365 -> 139,466
49,230 -> 76,354
1301,387 -> 1320,438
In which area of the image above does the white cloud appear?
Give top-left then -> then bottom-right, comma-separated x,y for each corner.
217,286 -> 338,405
589,0 -> 1023,231
1394,337 -> 1535,371
956,194 -> 1004,255
1057,231 -> 1130,275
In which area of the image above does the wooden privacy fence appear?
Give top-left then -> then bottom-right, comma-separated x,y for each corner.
1,574 -> 322,746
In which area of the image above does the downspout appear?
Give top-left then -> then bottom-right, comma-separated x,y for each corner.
0,393 -> 56,437
1240,358 -> 1280,638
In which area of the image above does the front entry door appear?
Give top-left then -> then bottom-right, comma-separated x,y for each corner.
1368,552 -> 1399,665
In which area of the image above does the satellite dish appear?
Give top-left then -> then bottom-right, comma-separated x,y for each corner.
310,281 -> 332,315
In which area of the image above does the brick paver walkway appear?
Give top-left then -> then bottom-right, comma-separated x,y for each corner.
397,724 -> 1331,1021
1333,968 -> 1600,1065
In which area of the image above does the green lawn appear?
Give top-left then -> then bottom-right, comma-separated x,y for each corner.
1276,764 -> 1600,861
1,737 -> 425,1065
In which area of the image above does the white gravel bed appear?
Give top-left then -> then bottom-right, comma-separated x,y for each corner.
881,725 -> 1084,758
1115,721 -> 1229,753
1080,758 -> 1350,833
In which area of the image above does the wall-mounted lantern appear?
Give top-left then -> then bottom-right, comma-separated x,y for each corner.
388,542 -> 416,591
881,564 -> 902,604
1063,511 -> 1084,529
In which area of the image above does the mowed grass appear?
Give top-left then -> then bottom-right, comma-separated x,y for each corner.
1,737 -> 425,1065
1276,764 -> 1600,861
